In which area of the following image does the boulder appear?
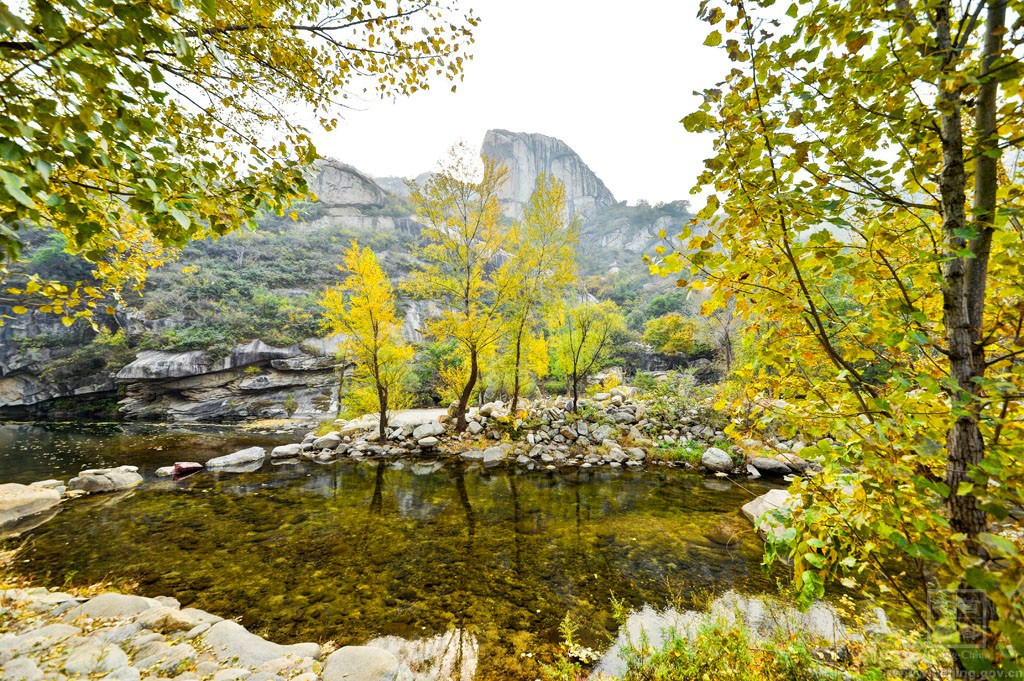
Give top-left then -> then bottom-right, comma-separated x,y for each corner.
322,645 -> 400,681
0,483 -> 61,527
136,606 -> 200,633
155,466 -> 175,477
741,489 -> 793,540
67,466 -> 143,494
312,433 -> 342,450
700,448 -> 734,473
749,457 -> 792,477
466,421 -> 483,435
206,447 -> 266,469
201,620 -> 319,667
270,444 -> 303,459
173,462 -> 203,476
64,642 -> 129,675
66,592 -> 162,619
417,437 -> 439,448
626,447 -> 646,461
411,422 -> 444,439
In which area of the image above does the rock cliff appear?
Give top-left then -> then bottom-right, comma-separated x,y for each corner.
480,129 -> 616,219
307,159 -> 387,215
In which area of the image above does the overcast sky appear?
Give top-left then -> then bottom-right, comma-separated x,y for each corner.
311,1 -> 728,205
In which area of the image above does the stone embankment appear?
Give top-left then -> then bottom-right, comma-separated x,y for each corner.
0,586 -> 405,681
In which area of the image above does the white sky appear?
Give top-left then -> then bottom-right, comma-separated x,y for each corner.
311,0 -> 728,205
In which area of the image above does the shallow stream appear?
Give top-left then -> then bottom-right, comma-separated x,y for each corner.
0,422 -> 783,680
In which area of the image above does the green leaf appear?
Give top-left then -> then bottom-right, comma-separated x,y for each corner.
704,31 -> 722,47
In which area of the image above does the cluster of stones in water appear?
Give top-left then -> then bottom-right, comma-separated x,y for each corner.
267,387 -> 822,480
0,587 -> 404,681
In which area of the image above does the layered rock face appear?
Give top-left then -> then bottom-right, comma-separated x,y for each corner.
307,159 -> 387,214
116,339 -> 349,422
481,129 -> 616,219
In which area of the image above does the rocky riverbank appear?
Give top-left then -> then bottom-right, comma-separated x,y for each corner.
0,586 -> 408,681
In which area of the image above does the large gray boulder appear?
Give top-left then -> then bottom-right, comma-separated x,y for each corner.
322,646 -> 400,681
270,444 -> 303,459
205,447 -> 266,470
749,457 -> 793,477
67,466 -> 143,494
201,620 -> 319,666
0,483 -> 61,526
116,350 -> 210,380
700,447 -> 734,473
411,422 -> 444,440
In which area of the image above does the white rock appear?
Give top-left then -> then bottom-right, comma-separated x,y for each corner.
741,489 -> 793,540
322,646 -> 399,681
155,466 -> 175,477
1,656 -> 43,681
202,620 -> 319,667
64,642 -> 129,675
417,437 -> 439,448
270,444 -> 303,459
67,466 -> 143,494
206,447 -> 266,469
412,422 -> 444,439
66,593 -> 162,619
0,483 -> 61,527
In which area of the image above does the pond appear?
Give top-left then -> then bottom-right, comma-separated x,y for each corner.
0,423 -> 784,680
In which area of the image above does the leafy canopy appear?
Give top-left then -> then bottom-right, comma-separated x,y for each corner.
653,0 -> 1024,666
0,0 -> 477,323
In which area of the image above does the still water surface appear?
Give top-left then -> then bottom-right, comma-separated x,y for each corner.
0,423 -> 782,680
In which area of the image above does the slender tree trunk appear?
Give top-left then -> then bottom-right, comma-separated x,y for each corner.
377,386 -> 388,442
570,369 -> 579,413
510,318 -> 526,415
935,3 -> 1000,666
455,347 -> 478,431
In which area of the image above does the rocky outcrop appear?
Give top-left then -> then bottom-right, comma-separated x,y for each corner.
116,339 -> 349,422
308,159 -> 387,214
481,129 -> 616,219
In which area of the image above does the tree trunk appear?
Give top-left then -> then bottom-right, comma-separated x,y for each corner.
377,386 -> 388,442
570,370 -> 579,413
455,348 -> 478,431
935,2 -> 1000,665
510,320 -> 525,415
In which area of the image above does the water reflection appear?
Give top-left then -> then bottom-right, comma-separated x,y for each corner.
371,629 -> 478,681
6,456 -> 779,680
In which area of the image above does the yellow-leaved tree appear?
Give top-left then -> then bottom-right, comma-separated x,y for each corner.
501,174 -> 579,414
554,300 -> 625,412
408,147 -> 512,431
321,243 -> 412,441
651,0 -> 1024,670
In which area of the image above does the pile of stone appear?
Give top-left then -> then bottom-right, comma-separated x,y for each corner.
248,385 -> 825,478
0,586 -> 404,681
